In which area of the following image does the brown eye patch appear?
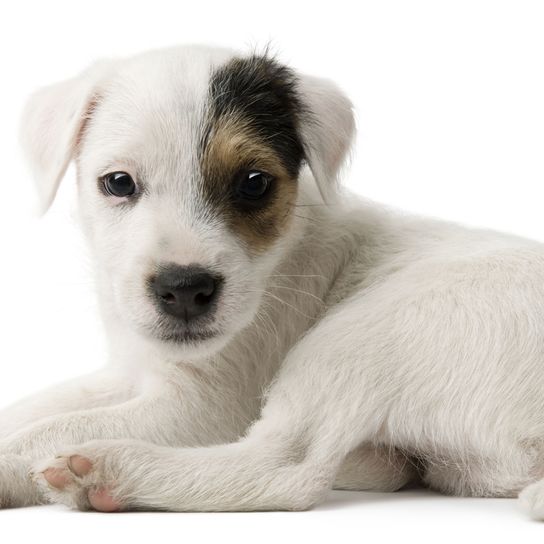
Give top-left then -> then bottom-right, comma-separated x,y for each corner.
199,55 -> 307,254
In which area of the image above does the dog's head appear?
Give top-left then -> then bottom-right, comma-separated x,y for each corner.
21,46 -> 354,359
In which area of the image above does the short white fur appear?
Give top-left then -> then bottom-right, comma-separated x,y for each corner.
1,45 -> 544,518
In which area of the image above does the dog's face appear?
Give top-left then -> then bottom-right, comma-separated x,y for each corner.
21,46 -> 354,359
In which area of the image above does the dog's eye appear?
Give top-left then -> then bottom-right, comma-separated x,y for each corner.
235,171 -> 273,201
102,172 -> 137,197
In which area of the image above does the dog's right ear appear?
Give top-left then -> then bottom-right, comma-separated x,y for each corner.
20,61 -> 114,213
296,74 -> 355,204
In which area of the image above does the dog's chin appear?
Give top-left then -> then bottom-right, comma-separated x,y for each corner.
130,301 -> 260,360
137,321 -> 232,359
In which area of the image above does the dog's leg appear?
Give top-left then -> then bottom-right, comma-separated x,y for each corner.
34,296 -> 405,511
0,369 -> 137,508
0,393 -> 172,508
3,442 -> 417,509
0,454 -> 43,508
1,395 -> 175,459
0,370 -> 133,442
520,479 -> 544,520
0,372 -> 224,508
334,443 -> 417,492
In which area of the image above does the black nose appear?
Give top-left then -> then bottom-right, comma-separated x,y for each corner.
151,265 -> 222,322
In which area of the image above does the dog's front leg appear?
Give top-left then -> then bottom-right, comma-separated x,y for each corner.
34,387 -> 365,511
0,368 -> 137,507
1,391 -> 182,459
0,369 -> 135,442
35,297 -> 397,512
0,377 -> 200,508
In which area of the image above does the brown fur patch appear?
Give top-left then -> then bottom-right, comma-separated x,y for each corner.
200,54 -> 307,254
200,114 -> 298,254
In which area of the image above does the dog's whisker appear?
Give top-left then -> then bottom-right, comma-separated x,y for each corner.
268,284 -> 326,305
293,213 -> 320,224
245,288 -> 317,320
269,274 -> 327,280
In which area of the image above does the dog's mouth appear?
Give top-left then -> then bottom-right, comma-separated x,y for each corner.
140,317 -> 222,346
155,327 -> 220,344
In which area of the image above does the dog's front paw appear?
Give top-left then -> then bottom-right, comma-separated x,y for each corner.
0,454 -> 46,508
32,442 -> 128,512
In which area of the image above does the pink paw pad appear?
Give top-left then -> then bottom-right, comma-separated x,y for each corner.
88,487 -> 122,512
43,468 -> 72,489
68,455 -> 93,477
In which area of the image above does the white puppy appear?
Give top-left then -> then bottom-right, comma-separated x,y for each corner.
1,44 -> 544,518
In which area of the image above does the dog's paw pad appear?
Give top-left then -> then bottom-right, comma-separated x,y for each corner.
32,456 -> 72,488
42,467 -> 72,489
67,455 -> 93,477
88,487 -> 122,512
32,448 -> 125,512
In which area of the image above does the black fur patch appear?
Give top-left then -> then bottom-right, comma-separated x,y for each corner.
205,55 -> 306,177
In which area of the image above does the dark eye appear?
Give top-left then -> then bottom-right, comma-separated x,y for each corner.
102,172 -> 136,197
235,170 -> 273,201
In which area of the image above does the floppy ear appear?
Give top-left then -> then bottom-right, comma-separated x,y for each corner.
20,61 -> 113,213
297,74 -> 355,203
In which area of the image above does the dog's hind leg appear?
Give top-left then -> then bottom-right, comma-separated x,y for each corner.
334,443 -> 417,492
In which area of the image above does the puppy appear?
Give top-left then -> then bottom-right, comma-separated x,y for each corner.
1,44 -> 544,518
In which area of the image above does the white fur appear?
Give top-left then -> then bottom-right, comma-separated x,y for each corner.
2,45 -> 544,517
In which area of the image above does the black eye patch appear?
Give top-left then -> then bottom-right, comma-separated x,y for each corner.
205,55 -> 306,178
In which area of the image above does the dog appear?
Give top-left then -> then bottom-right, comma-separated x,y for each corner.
1,44 -> 544,518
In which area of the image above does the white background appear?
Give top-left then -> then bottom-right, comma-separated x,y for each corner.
1,0 -> 544,542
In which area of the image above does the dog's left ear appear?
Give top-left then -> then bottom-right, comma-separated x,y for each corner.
20,61 -> 114,213
297,74 -> 355,203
